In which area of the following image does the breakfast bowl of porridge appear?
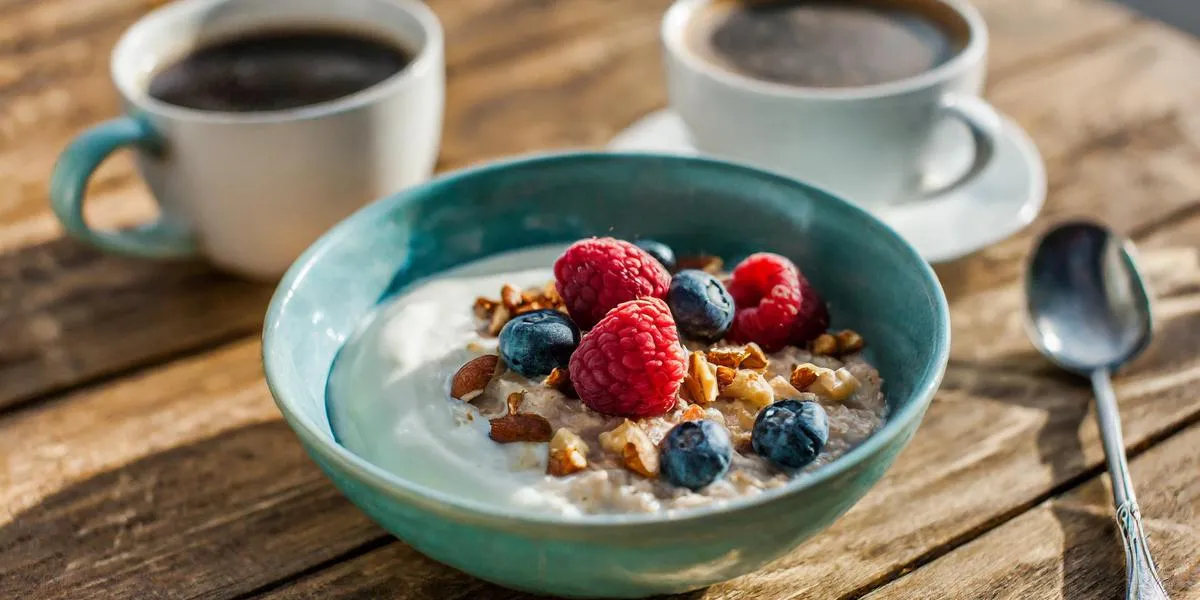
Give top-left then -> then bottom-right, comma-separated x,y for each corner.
263,152 -> 949,598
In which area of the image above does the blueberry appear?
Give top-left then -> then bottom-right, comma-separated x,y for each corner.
667,270 -> 735,341
498,309 -> 581,378
751,400 -> 829,470
660,420 -> 733,490
634,239 -> 677,271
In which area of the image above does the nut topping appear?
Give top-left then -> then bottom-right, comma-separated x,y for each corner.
705,347 -> 749,368
740,343 -> 769,371
450,355 -> 499,402
500,283 -> 523,311
505,391 -> 524,415
599,420 -> 660,477
811,334 -> 838,356
474,297 -> 498,320
676,255 -> 724,274
547,428 -> 589,476
681,404 -> 707,421
811,367 -> 860,402
722,369 -> 775,409
768,375 -> 803,400
489,413 -> 553,443
487,304 -> 511,336
791,363 -> 859,401
834,329 -> 865,354
715,365 -> 737,391
681,351 -> 719,404
544,367 -> 577,398
790,363 -> 821,391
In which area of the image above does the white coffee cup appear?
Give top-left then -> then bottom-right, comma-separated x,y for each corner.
50,0 -> 444,280
662,0 -> 1001,208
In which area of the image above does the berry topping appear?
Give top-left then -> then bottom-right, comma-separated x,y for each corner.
751,400 -> 829,470
726,253 -> 829,351
568,298 -> 686,418
498,309 -> 581,378
554,237 -> 671,329
634,239 -> 677,271
667,270 -> 735,342
660,420 -> 733,490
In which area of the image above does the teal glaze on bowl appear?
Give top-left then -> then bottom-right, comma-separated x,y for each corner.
262,152 -> 950,598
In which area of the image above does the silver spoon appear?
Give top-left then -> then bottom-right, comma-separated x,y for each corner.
1025,221 -> 1168,600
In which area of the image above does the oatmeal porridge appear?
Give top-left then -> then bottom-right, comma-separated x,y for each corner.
327,240 -> 887,517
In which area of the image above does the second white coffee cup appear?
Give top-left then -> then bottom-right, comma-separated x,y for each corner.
662,0 -> 1002,208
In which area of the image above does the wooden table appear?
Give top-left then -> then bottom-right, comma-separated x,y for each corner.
2,0 -> 1200,598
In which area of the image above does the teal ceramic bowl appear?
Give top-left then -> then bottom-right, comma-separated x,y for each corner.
263,152 -> 949,598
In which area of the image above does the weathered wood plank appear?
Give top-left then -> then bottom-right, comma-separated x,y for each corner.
0,0 -> 1154,410
0,340 -> 386,599
864,420 -> 1200,600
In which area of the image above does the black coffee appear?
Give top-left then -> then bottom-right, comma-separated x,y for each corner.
687,0 -> 968,88
148,28 -> 413,112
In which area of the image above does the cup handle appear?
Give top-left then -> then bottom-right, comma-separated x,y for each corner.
50,117 -> 197,258
919,94 -> 1003,198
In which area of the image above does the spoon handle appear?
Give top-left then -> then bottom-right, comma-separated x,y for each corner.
1091,369 -> 1170,600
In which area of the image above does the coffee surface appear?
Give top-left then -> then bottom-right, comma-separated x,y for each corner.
148,29 -> 412,112
688,0 -> 963,88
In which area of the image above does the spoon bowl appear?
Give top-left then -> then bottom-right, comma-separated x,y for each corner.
1026,221 -> 1153,374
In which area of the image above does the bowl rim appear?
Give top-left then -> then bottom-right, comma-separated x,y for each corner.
262,150 -> 950,529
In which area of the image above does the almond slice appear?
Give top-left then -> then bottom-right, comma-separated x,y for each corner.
810,367 -> 860,402
450,355 -> 499,402
547,428 -> 589,476
715,365 -> 737,392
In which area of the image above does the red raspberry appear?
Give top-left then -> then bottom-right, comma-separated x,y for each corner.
568,298 -> 686,418
554,237 -> 671,329
726,253 -> 829,352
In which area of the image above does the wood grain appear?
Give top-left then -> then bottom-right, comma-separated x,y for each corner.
864,421 -> 1200,600
4,245 -> 1183,600
0,0 -> 1161,411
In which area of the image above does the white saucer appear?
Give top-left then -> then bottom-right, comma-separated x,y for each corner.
608,109 -> 1046,263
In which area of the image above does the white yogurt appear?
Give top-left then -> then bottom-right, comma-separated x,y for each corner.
326,245 -> 585,514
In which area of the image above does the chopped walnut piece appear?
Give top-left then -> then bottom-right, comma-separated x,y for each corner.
677,255 -> 724,274
715,366 -> 737,391
722,369 -> 775,409
514,302 -> 545,315
791,363 -> 822,390
740,343 -> 769,370
768,375 -> 803,400
487,304 -> 511,336
681,352 -> 719,404
811,333 -> 838,355
489,413 -> 553,443
834,329 -> 865,354
474,296 -> 498,320
705,347 -> 750,368
810,367 -> 860,402
599,420 -> 659,477
544,367 -> 577,398
450,355 -> 499,402
500,284 -> 523,311
547,428 -> 589,476
681,404 -> 707,421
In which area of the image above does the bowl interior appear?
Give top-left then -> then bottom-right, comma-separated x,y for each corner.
264,151 -> 949,522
